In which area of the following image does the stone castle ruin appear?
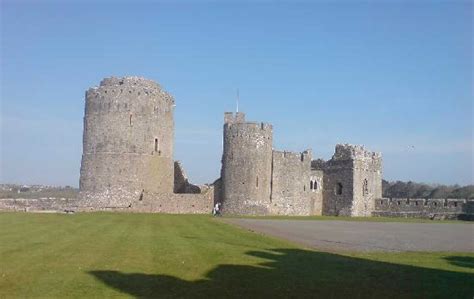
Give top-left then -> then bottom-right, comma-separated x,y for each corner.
78,77 -> 213,213
220,112 -> 382,216
0,76 -> 472,219
78,76 -> 382,217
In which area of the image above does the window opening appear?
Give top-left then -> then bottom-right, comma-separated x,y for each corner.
362,179 -> 368,196
336,183 -> 343,195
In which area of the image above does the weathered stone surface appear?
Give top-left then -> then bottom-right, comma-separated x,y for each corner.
80,76 -> 175,200
316,144 -> 382,217
218,113 -> 379,217
0,198 -> 81,212
270,150 -> 314,215
310,169 -> 324,215
174,161 -> 201,194
220,112 -> 273,215
70,77 -> 210,213
0,186 -> 213,214
373,198 -> 474,220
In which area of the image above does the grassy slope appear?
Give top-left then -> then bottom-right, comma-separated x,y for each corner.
0,213 -> 472,298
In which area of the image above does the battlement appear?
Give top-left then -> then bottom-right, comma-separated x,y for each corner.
273,149 -> 312,162
99,76 -> 162,89
374,198 -> 474,220
332,144 -> 381,161
224,121 -> 273,138
86,76 -> 174,107
224,112 -> 246,124
311,159 -> 326,170
377,198 -> 468,207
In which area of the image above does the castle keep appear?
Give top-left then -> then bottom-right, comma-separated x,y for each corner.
78,77 -> 213,212
1,76 -> 471,219
80,77 -> 175,199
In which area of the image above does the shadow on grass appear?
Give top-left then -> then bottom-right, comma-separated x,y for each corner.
90,249 -> 474,298
445,256 -> 474,269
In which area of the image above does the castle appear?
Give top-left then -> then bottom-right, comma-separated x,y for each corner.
78,76 -> 382,216
220,112 -> 382,216
1,76 -> 471,219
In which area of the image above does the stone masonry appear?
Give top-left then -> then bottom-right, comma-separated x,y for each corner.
270,150 -> 315,215
80,77 -> 175,201
220,113 -> 273,215
219,112 -> 382,216
313,144 -> 382,217
77,76 -> 212,211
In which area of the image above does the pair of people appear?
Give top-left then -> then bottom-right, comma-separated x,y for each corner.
213,202 -> 221,216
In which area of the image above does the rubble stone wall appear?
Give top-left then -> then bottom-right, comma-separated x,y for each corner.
0,186 -> 213,214
373,198 -> 474,220
270,150 -> 313,215
174,161 -> 201,194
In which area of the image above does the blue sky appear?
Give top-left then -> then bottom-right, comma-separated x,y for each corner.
1,0 -> 472,186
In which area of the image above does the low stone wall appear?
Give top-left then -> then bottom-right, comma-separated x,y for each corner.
373,198 -> 474,220
131,191 -> 213,214
0,198 -> 81,212
0,187 -> 214,214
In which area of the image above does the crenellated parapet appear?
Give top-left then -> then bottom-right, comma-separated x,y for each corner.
374,198 -> 474,220
224,111 -> 246,124
99,76 -> 163,89
332,144 -> 381,163
85,76 -> 174,118
273,149 -> 312,162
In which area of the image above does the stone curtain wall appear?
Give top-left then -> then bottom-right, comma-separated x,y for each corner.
80,77 -> 175,203
0,188 -> 213,214
270,150 -> 313,215
0,198 -> 81,212
373,198 -> 474,220
221,112 -> 273,215
131,190 -> 214,214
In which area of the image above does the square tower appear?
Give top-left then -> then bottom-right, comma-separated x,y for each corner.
321,144 -> 382,216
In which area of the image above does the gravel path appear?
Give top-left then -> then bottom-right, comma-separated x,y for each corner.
224,218 -> 474,252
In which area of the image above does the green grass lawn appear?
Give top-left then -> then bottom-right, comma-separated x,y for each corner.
0,212 -> 472,298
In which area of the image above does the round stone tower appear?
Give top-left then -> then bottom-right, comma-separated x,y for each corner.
220,112 -> 273,215
79,76 -> 174,202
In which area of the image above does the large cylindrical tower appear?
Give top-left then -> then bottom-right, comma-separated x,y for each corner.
79,76 -> 174,202
220,112 -> 273,215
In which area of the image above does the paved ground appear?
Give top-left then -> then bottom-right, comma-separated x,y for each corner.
224,219 -> 474,252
